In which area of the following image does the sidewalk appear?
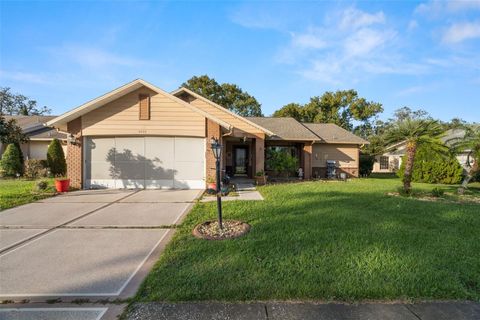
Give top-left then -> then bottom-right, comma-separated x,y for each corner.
126,301 -> 480,320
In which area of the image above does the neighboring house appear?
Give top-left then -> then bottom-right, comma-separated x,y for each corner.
0,115 -> 67,160
46,79 -> 368,190
372,141 -> 405,173
372,128 -> 474,173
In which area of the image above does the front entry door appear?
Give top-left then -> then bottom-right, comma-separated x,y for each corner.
234,147 -> 248,175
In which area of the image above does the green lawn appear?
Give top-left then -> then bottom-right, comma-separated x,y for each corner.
136,178 -> 480,302
0,178 -> 55,210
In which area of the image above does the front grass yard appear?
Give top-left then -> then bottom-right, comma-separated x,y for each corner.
0,178 -> 55,210
136,178 -> 480,302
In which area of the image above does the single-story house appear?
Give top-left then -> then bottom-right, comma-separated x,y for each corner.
372,128 -> 474,173
0,115 -> 67,160
46,79 -> 368,189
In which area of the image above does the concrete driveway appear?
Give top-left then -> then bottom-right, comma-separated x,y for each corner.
0,189 -> 202,300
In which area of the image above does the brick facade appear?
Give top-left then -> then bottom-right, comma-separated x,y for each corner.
205,119 -> 222,184
66,117 -> 83,189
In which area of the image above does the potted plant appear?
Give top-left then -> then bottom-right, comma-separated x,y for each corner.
206,176 -> 216,190
54,175 -> 70,193
254,170 -> 267,185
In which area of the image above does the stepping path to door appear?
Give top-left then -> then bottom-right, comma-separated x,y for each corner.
0,189 -> 202,319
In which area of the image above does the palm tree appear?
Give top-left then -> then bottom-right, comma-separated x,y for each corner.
447,126 -> 480,193
384,119 -> 446,194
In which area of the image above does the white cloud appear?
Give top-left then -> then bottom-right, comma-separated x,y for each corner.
0,70 -> 52,84
44,45 -> 143,69
339,7 -> 385,30
415,0 -> 480,16
343,28 -> 396,57
396,84 -> 434,96
291,31 -> 327,49
408,20 -> 418,31
442,21 -> 480,43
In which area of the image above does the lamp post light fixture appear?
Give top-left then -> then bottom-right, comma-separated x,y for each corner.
210,137 -> 223,229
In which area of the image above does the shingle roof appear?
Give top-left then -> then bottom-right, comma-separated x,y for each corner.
246,117 -> 319,141
246,117 -> 368,144
3,115 -> 67,140
303,123 -> 369,144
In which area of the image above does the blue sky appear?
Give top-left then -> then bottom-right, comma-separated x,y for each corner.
1,1 -> 479,122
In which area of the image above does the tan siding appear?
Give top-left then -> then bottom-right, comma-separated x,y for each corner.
82,87 -> 205,137
312,143 -> 359,168
189,98 -> 263,134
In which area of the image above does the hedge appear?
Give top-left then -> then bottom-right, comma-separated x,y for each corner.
397,146 -> 463,184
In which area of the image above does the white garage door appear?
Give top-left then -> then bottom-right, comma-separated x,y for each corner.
84,137 -> 205,189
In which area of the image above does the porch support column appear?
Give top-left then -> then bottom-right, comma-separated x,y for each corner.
206,119 -> 222,184
303,143 -> 313,180
66,117 -> 83,189
255,133 -> 265,174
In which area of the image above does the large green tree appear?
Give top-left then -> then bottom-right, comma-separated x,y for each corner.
384,119 -> 446,194
182,75 -> 262,117
272,89 -> 383,131
0,115 -> 29,145
0,87 -> 51,115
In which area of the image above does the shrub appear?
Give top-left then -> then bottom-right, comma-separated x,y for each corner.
397,146 -> 463,184
431,187 -> 444,197
266,149 -> 298,177
24,159 -> 48,180
47,138 -> 66,176
34,180 -> 49,192
0,143 -> 23,176
359,154 -> 375,177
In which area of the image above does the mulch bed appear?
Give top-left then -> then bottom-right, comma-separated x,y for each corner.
193,220 -> 250,240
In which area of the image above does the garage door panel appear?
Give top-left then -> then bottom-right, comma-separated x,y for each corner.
114,161 -> 145,180
85,136 -> 204,189
145,163 -> 175,180
145,137 -> 174,161
145,179 -> 174,189
87,162 -> 115,180
85,138 -> 115,162
114,137 -> 145,157
115,179 -> 145,189
174,137 -> 204,162
174,161 -> 204,180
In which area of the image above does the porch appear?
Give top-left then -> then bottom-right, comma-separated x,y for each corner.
221,136 -> 313,180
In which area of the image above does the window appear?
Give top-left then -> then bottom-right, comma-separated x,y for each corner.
380,156 -> 389,170
139,94 -> 150,120
265,145 -> 300,171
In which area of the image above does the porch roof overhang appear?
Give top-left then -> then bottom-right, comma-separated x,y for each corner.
45,79 -> 232,131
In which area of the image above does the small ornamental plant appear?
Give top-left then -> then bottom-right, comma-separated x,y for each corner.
47,139 -> 67,177
0,143 -> 23,177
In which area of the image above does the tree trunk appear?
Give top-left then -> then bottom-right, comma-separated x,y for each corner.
403,141 -> 417,194
458,158 -> 478,194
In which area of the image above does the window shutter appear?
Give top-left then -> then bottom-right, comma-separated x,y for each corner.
139,94 -> 150,120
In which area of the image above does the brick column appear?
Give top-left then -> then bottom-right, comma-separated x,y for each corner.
206,119 -> 221,184
254,134 -> 265,174
66,117 -> 83,189
303,143 -> 312,179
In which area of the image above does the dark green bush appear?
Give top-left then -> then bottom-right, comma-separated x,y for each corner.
397,146 -> 463,184
35,180 -> 49,191
47,138 -> 66,176
0,143 -> 23,176
431,187 -> 445,197
359,154 -> 375,177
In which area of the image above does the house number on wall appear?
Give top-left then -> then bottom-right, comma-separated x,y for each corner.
138,129 -> 147,134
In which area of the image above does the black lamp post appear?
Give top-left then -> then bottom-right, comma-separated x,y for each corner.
210,137 -> 223,229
